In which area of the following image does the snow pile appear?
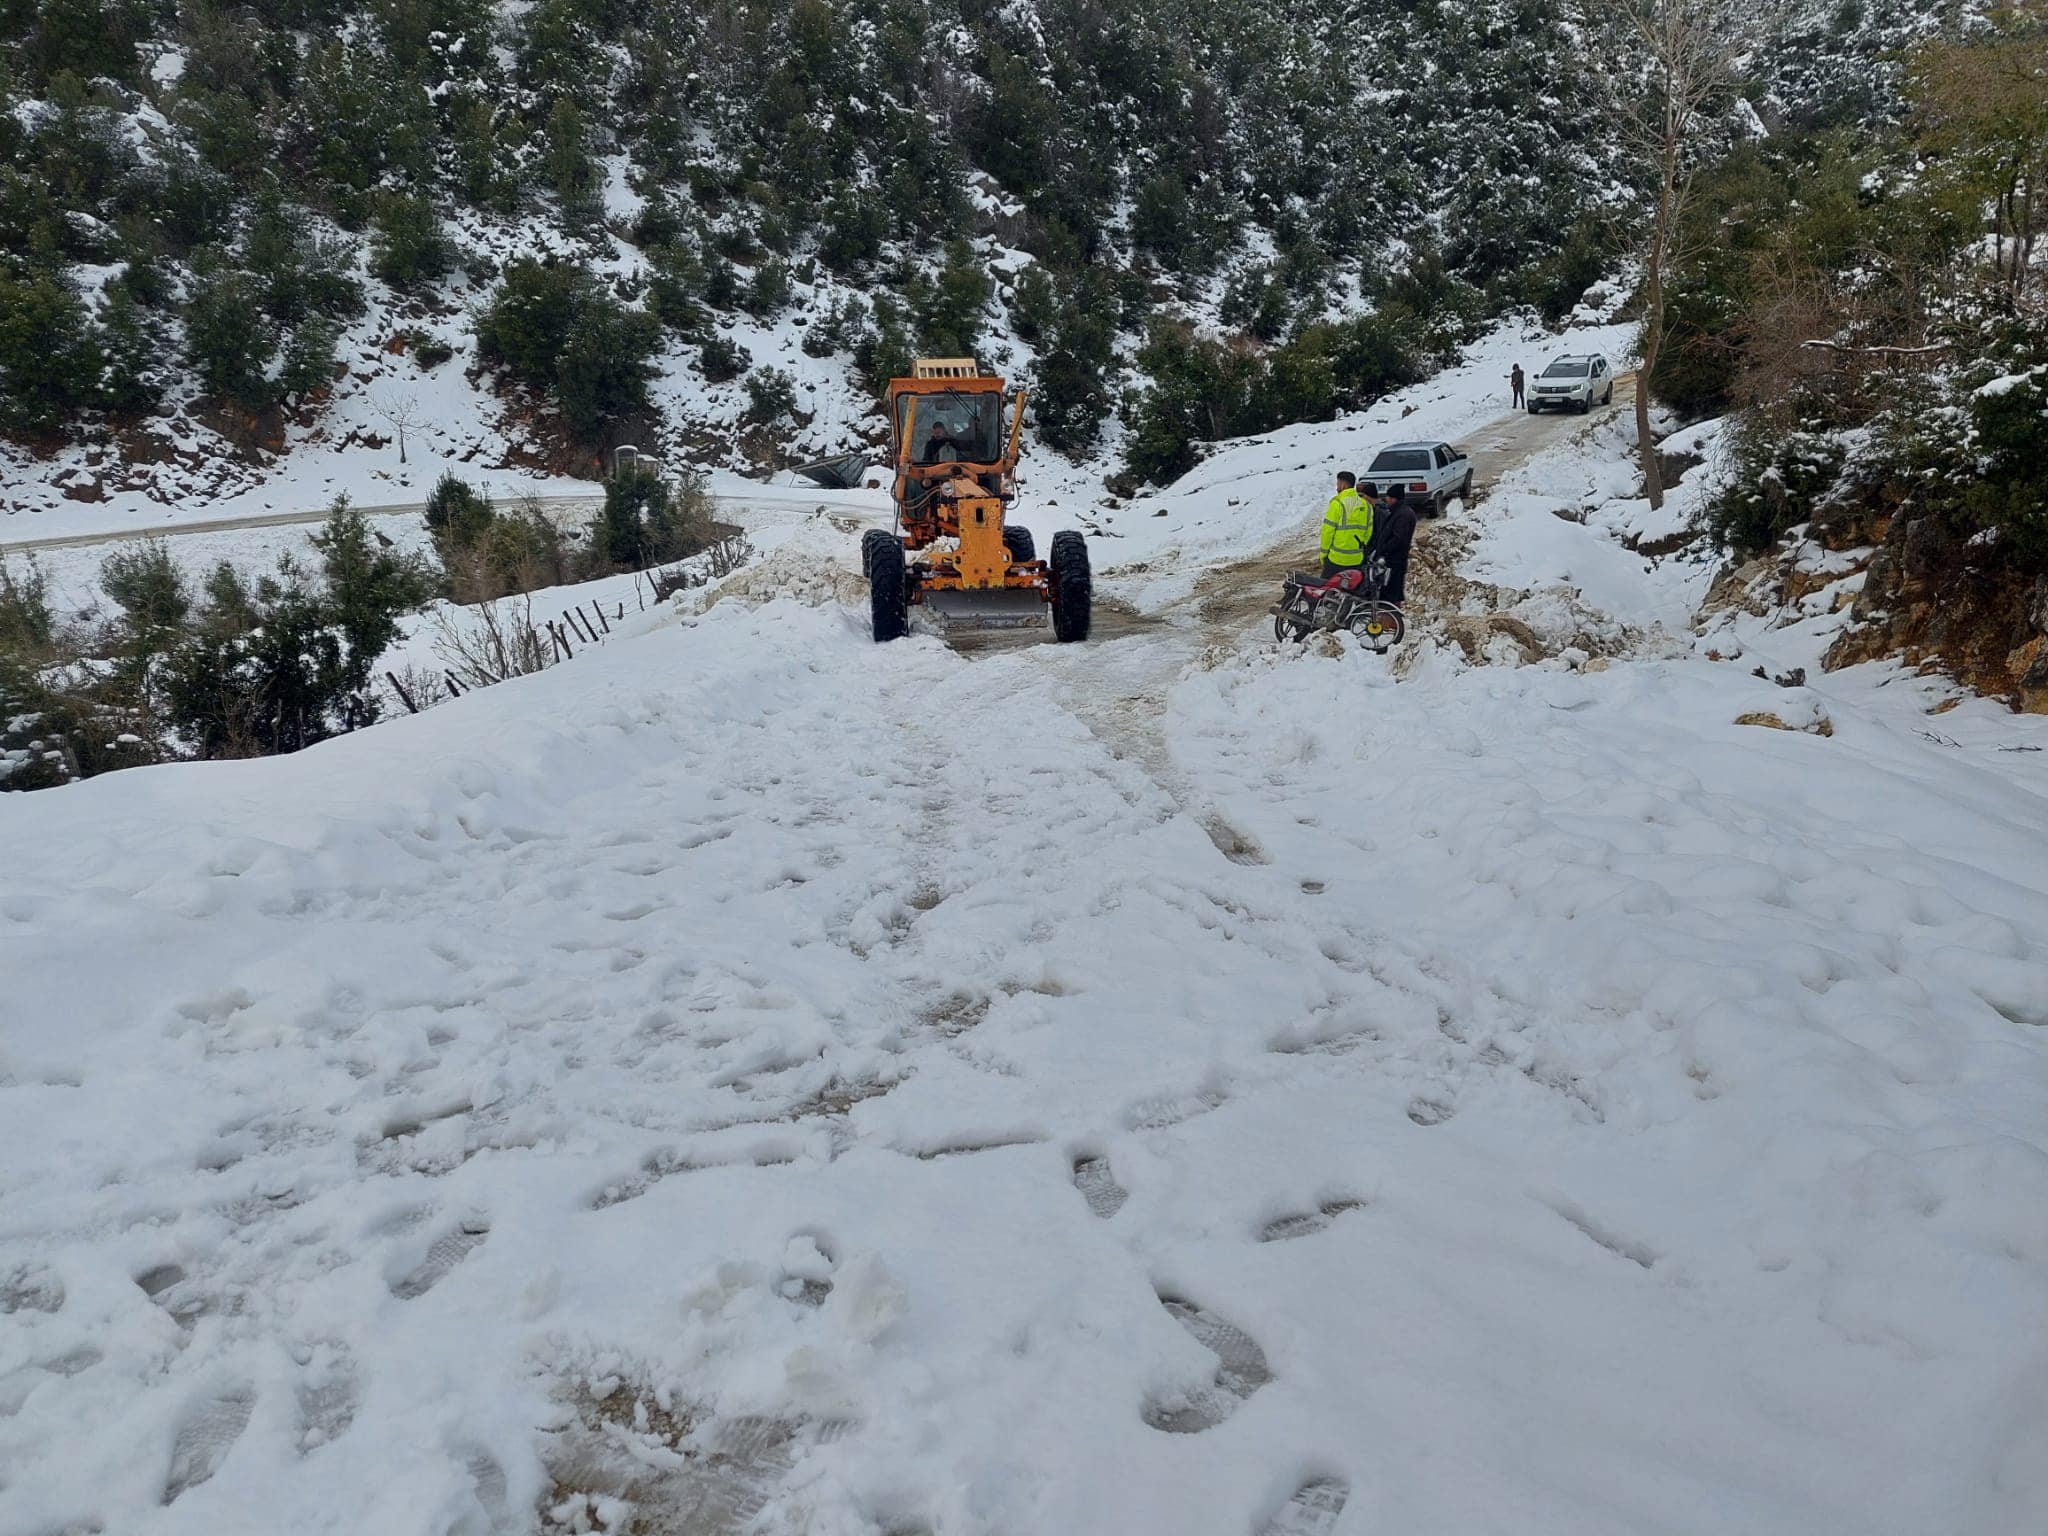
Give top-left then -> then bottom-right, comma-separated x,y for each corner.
694,526 -> 873,618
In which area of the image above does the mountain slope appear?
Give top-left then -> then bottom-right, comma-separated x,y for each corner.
0,0 -> 1954,522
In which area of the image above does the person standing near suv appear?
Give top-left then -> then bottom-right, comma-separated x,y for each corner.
1510,363 -> 1525,409
1373,484 -> 1418,604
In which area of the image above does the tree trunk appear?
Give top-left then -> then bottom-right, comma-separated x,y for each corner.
1637,155 -> 1677,513
2019,170 -> 2036,301
1636,317 -> 1662,511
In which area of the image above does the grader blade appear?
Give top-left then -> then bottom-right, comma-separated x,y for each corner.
922,587 -> 1049,629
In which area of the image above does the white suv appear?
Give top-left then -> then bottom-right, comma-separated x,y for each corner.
1528,354 -> 1614,414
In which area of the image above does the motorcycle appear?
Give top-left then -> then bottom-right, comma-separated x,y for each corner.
1270,555 -> 1406,651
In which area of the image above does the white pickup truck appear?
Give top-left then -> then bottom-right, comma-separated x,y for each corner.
1358,441 -> 1473,518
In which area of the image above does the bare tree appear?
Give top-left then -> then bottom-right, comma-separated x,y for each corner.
371,389 -> 425,465
1595,0 -> 1759,509
433,596 -> 553,688
1908,10 -> 2048,308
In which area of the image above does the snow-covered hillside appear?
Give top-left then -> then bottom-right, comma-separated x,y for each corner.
6,380 -> 2046,1535
3,0 -> 1958,540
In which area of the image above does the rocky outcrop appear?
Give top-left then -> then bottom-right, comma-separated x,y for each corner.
1735,708 -> 1834,737
1824,508 -> 2048,712
1440,613 -> 1545,665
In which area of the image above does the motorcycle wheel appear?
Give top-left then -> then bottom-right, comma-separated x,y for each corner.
1274,601 -> 1313,642
1348,603 -> 1405,651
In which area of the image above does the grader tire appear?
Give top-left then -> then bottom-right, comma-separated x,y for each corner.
1003,525 -> 1036,563
861,528 -> 895,579
1049,530 -> 1091,643
869,537 -> 909,642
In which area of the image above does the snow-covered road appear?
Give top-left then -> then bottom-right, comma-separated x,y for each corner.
6,374 -> 2048,1536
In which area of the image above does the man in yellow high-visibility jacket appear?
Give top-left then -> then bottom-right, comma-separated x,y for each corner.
1321,472 -> 1375,578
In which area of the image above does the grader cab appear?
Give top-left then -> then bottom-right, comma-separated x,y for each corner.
860,359 -> 1090,643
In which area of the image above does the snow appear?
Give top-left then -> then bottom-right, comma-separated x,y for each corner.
1973,366 -> 2046,400
4,326 -> 2047,1536
1464,408 -> 1722,634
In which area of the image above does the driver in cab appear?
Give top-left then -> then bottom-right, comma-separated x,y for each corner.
922,410 -> 973,464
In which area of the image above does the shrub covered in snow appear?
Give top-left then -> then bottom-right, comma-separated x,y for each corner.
476,260 -> 662,441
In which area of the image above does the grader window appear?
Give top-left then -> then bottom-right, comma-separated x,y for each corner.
902,391 -> 1002,465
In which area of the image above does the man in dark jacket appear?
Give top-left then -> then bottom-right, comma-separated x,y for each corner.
1372,485 -> 1419,604
1510,363 -> 1526,408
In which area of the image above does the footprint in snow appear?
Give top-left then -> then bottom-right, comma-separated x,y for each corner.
1259,1476 -> 1350,1536
1200,815 -> 1271,866
136,1263 -> 211,1330
1406,1096 -> 1456,1127
1125,1087 -> 1227,1132
295,1345 -> 359,1452
544,1388 -> 835,1534
590,1138 -> 803,1210
0,1347 -> 100,1417
1260,1198 -> 1363,1242
0,1263 -> 64,1314
135,1263 -> 185,1298
1072,1155 -> 1128,1218
778,1231 -> 838,1308
1267,1023 -> 1372,1057
162,1387 -> 255,1504
1142,1295 -> 1272,1434
389,1216 -> 490,1300
906,1131 -> 1047,1160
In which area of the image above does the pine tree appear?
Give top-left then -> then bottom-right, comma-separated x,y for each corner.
0,272 -> 97,434
915,240 -> 991,357
555,302 -> 660,438
545,97 -> 604,235
94,286 -> 168,415
371,193 -> 453,290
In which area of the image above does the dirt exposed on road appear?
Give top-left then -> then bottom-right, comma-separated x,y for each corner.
1182,378 -> 1637,645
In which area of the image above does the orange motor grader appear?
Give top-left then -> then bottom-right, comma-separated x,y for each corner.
860,358 -> 1090,643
